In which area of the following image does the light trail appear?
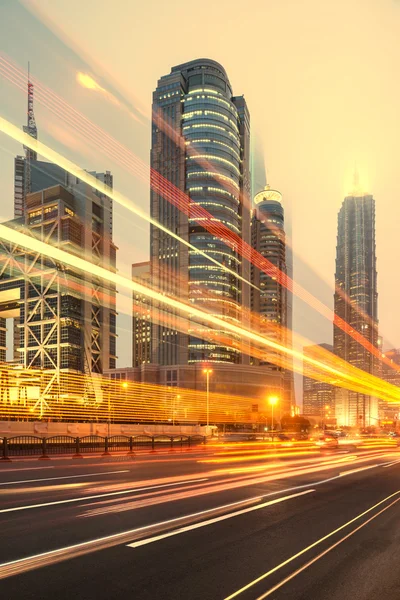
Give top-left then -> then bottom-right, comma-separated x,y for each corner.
0,200 -> 398,404
0,56 -> 396,376
126,490 -> 314,549
0,452 -> 394,580
224,490 -> 400,600
0,470 -> 130,487
0,60 -> 260,294
0,478 -> 209,514
80,451 -> 394,518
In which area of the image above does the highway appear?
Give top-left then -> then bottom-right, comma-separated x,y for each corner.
1,443 -> 400,599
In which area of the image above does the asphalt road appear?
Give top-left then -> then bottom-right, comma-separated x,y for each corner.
1,444 -> 400,599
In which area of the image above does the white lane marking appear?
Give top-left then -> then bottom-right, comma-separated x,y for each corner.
0,470 -> 130,487
255,495 -> 400,599
0,461 -> 393,580
339,464 -> 378,476
383,458 -> 400,468
224,489 -> 400,599
0,489 -> 312,580
0,467 -> 54,473
127,490 -> 314,549
0,478 -> 209,514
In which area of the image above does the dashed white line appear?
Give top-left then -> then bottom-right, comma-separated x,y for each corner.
0,470 -> 130,487
127,490 -> 314,549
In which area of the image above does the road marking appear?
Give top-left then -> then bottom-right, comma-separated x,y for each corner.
0,489 -> 311,580
0,466 -> 54,473
127,490 -> 314,549
0,470 -> 130,487
0,478 -> 209,514
255,495 -> 400,599
224,490 -> 400,599
339,464 -> 378,476
383,458 -> 400,468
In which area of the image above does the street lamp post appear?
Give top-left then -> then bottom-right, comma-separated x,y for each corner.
268,395 -> 279,442
203,368 -> 212,428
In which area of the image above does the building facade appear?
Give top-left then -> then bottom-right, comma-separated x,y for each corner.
380,348 -> 400,422
132,261 -> 151,367
333,183 -> 378,426
150,58 -> 251,366
303,343 -> 334,416
0,182 -> 117,376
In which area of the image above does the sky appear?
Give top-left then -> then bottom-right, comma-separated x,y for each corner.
0,0 -> 399,388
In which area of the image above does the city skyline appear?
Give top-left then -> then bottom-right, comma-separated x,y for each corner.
1,1 -> 400,381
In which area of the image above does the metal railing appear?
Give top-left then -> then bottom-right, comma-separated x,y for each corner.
0,434 -> 207,460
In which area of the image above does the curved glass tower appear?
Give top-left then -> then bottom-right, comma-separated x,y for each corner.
150,59 -> 251,366
252,185 -> 287,344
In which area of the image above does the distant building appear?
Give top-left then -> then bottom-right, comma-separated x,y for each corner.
132,262 -> 151,367
333,174 -> 378,426
303,343 -> 334,416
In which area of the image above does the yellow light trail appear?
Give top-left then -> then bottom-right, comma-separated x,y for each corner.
0,217 -> 399,405
0,117 -> 258,293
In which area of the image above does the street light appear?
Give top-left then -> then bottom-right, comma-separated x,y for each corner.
203,368 -> 212,427
268,395 -> 279,441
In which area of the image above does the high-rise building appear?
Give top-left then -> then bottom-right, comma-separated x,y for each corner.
251,185 -> 287,360
250,185 -> 293,411
1,75 -> 117,382
0,181 -> 117,376
303,343 -> 334,416
132,261 -> 151,367
333,176 -> 378,426
150,59 -> 251,366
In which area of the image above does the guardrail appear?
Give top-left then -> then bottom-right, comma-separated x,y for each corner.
0,434 -> 207,461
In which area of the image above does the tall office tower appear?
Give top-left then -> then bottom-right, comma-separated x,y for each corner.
10,80 -> 116,376
251,185 -> 292,411
303,343 -> 334,415
334,177 -> 378,426
150,59 -> 251,366
132,262 -> 151,367
0,181 -> 117,378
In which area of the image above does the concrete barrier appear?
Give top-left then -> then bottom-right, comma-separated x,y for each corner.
0,420 -> 207,438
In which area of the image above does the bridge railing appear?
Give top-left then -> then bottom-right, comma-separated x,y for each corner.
0,434 -> 206,460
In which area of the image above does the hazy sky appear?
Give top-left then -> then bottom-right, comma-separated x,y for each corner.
1,0 -> 399,375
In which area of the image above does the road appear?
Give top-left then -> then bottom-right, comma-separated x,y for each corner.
1,443 -> 400,599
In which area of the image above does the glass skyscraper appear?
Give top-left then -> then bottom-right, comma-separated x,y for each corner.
251,185 -> 293,412
334,183 -> 378,426
150,59 -> 250,366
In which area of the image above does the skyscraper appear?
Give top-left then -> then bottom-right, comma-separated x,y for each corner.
1,73 -> 117,381
251,184 -> 292,411
333,176 -> 378,426
303,343 -> 334,416
150,59 -> 251,366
